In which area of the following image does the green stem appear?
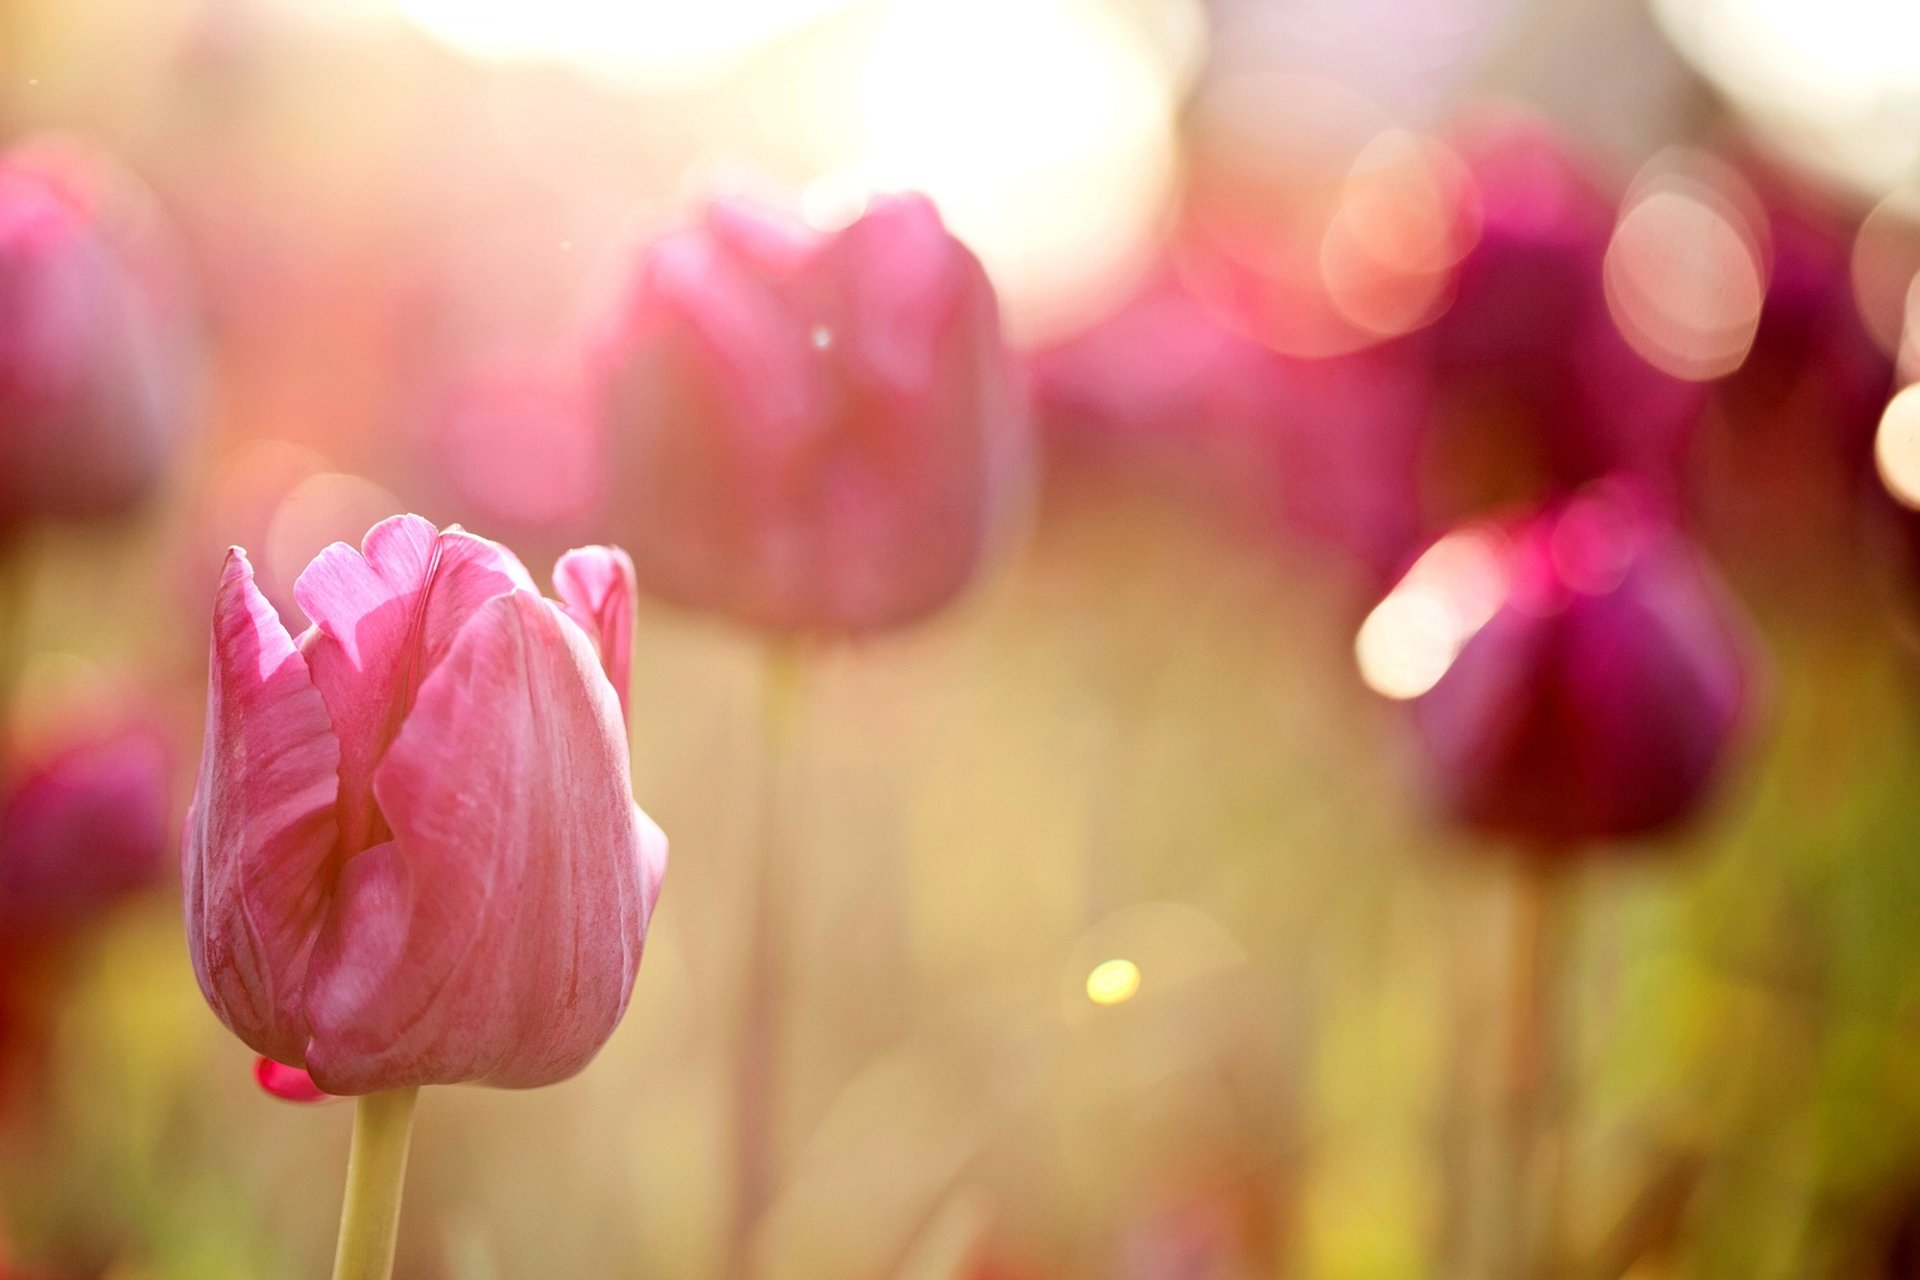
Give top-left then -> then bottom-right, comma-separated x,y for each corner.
725,642 -> 805,1280
331,1088 -> 420,1280
1500,858 -> 1572,1280
0,532 -> 32,758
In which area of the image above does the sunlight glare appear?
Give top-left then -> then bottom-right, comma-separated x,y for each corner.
1651,0 -> 1920,192
389,0 -> 857,86
1355,527 -> 1511,700
849,0 -> 1190,340
1875,384 -> 1920,510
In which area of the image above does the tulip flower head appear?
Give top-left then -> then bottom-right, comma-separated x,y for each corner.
0,141 -> 194,532
183,515 -> 666,1095
591,192 -> 1030,635
1367,483 -> 1754,847
1430,114 -> 1704,504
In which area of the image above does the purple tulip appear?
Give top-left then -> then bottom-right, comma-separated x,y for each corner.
1031,268 -> 1435,581
1431,112 -> 1705,500
1391,481 -> 1755,845
0,721 -> 171,937
0,141 -> 194,532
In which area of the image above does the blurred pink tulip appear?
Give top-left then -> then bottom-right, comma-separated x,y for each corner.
0,140 -> 194,532
1431,112 -> 1704,499
0,720 -> 172,937
1435,111 -> 1616,372
1030,268 -> 1433,582
1410,483 -> 1754,845
1695,165 -> 1897,575
183,515 -> 666,1095
590,193 -> 1030,634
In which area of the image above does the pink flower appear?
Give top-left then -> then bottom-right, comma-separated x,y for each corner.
0,139 -> 194,532
1406,483 -> 1755,846
1431,112 -> 1704,499
1696,165 -> 1897,574
1030,270 -> 1434,581
182,515 -> 666,1095
590,193 -> 1030,634
0,720 -> 172,938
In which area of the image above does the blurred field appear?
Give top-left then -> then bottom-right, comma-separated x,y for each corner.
6,0 -> 1920,1277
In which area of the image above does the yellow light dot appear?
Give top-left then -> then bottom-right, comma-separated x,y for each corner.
1085,958 -> 1142,1005
1876,384 -> 1920,508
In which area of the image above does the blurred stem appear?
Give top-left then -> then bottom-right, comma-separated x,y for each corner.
0,533 -> 29,753
331,1087 -> 419,1280
1501,857 -> 1573,1280
726,640 -> 805,1280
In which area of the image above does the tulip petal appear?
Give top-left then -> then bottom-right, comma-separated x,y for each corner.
830,192 -> 964,395
552,545 -> 636,719
293,514 -> 535,852
302,590 -> 660,1093
254,1056 -> 332,1103
182,549 -> 340,1066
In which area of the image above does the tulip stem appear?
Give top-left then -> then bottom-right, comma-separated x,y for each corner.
1500,857 -> 1572,1280
727,642 -> 805,1280
331,1087 -> 419,1280
0,534 -> 30,751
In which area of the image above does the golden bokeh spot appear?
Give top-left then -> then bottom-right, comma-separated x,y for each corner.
1875,384 -> 1920,509
1086,958 -> 1142,1005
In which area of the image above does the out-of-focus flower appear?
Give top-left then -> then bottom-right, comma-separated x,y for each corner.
183,515 -> 666,1095
1429,113 -> 1705,504
1031,270 -> 1290,488
1390,482 -> 1754,846
1696,165 -> 1897,572
1030,267 -> 1433,581
0,714 -> 172,1116
1435,112 -> 1615,373
0,720 -> 172,938
0,139 -> 195,533
1730,177 -> 1892,459
590,193 -> 1030,634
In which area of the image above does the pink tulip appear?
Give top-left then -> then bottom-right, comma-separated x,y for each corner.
1697,166 -> 1897,573
182,514 -> 666,1095
0,720 -> 172,937
1431,112 -> 1704,499
0,140 -> 194,532
1408,483 -> 1754,845
1030,268 -> 1436,582
590,193 -> 1030,634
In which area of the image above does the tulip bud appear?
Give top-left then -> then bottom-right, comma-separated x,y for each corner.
182,515 -> 666,1095
590,193 -> 1030,634
0,140 -> 194,532
0,720 -> 171,937
1373,483 -> 1755,845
